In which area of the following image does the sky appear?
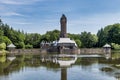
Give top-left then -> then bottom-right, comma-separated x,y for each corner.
0,0 -> 120,34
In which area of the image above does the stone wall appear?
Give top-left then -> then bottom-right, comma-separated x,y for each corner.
7,48 -> 111,55
59,48 -> 80,54
8,49 -> 41,55
80,48 -> 105,54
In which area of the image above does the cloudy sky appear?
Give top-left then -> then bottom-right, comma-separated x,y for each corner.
0,0 -> 120,34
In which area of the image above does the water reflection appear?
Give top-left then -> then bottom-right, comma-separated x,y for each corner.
61,68 -> 67,80
0,53 -> 120,80
0,55 -> 6,63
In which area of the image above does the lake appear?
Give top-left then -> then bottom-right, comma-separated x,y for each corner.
0,53 -> 120,80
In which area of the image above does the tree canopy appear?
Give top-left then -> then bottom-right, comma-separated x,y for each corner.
0,18 -> 120,49
97,23 -> 120,48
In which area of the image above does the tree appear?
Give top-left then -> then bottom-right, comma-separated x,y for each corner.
40,30 -> 60,42
15,42 -> 25,49
97,23 -> 120,47
97,28 -> 107,47
80,31 -> 98,48
68,33 -> 80,40
75,39 -> 81,48
25,44 -> 33,49
0,30 -> 3,36
111,43 -> 120,50
25,33 -> 41,48
107,24 -> 120,44
0,43 -> 6,50
0,36 -> 12,45
0,19 -> 3,26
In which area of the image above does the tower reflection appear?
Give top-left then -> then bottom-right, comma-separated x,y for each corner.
61,68 -> 67,80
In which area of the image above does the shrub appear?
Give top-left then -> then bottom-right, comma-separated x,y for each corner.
25,44 -> 33,49
0,43 -> 6,50
111,43 -> 120,50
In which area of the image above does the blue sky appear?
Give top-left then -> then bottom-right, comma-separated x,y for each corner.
0,0 -> 120,34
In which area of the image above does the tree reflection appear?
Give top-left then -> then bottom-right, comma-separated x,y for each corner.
0,53 -> 120,80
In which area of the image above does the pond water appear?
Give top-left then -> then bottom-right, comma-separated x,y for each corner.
0,53 -> 120,80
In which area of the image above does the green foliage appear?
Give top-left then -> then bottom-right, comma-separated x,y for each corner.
107,24 -> 120,44
0,55 -> 6,63
15,42 -> 25,49
41,30 -> 60,42
80,31 -> 98,48
25,44 -> 33,49
97,28 -> 107,47
68,33 -> 80,40
0,19 -> 3,26
0,36 -> 12,45
111,43 -> 120,50
25,33 -> 41,48
75,39 -> 81,48
1,18 -> 120,49
0,30 -> 3,36
97,23 -> 120,47
0,43 -> 6,50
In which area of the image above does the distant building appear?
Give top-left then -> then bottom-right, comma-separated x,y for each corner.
40,14 -> 79,54
57,38 -> 77,49
58,14 -> 77,52
103,43 -> 111,54
7,43 -> 16,51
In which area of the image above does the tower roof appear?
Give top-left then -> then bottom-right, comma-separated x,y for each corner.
7,43 -> 16,48
61,14 -> 66,19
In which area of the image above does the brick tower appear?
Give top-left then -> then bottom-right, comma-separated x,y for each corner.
60,14 -> 67,38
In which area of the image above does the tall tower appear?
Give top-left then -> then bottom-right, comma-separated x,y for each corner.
60,14 -> 67,38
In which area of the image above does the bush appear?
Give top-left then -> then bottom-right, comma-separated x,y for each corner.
15,42 -> 25,49
0,43 -> 6,50
25,44 -> 33,49
75,39 -> 81,48
0,36 -> 12,45
111,43 -> 120,50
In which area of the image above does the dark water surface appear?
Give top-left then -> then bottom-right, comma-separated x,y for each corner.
0,53 -> 120,80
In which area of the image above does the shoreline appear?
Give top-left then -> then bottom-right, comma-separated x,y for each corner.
0,48 -> 113,55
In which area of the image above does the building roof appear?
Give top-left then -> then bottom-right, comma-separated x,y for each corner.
58,38 -> 75,43
103,44 -> 111,48
58,38 -> 77,47
7,43 -> 16,48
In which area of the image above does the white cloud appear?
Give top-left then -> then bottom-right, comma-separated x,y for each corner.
0,0 -> 44,5
69,12 -> 120,26
0,12 -> 24,17
66,12 -> 120,34
13,22 -> 32,25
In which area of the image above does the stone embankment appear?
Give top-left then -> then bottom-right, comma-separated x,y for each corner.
6,48 -> 111,55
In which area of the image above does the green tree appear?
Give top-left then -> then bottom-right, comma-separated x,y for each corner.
80,31 -> 98,48
25,44 -> 33,49
41,30 -> 60,42
97,28 -> 107,47
97,23 -> 120,47
68,33 -> 80,40
111,43 -> 120,50
25,33 -> 41,48
0,43 -> 6,50
0,30 -> 3,36
0,36 -> 12,45
107,24 -> 120,44
15,42 -> 25,49
75,39 -> 81,48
